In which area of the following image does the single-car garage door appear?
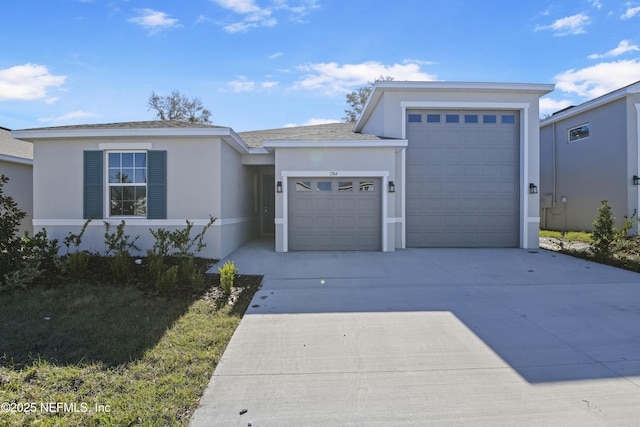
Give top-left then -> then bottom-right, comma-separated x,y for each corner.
288,178 -> 381,250
406,110 -> 520,247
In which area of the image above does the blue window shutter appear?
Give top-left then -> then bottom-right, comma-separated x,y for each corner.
83,151 -> 103,219
147,150 -> 167,219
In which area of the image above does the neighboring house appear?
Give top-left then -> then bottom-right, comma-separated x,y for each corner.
539,80 -> 640,232
0,126 -> 33,236
13,81 -> 552,259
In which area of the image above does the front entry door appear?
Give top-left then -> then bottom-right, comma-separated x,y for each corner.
262,175 -> 275,235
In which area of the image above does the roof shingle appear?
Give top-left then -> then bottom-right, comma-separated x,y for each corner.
0,127 -> 33,160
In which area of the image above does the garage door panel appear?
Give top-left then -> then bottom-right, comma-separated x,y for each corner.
406,109 -> 519,247
288,178 -> 381,251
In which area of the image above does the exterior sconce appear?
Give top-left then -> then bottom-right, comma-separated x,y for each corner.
388,181 -> 396,193
276,181 -> 282,193
633,175 -> 640,186
529,183 -> 538,194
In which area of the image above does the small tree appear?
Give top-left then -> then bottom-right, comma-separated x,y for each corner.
591,200 -> 615,259
0,174 -> 27,283
343,76 -> 394,122
147,90 -> 212,124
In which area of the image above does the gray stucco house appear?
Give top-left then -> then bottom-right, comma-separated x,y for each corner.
0,126 -> 33,236
13,81 -> 552,259
540,80 -> 640,232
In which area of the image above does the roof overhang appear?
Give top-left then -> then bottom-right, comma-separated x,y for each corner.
11,127 -> 252,154
540,80 -> 640,127
0,153 -> 32,166
262,139 -> 408,152
355,81 -> 555,132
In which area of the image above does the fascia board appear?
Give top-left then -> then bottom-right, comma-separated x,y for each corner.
12,127 -> 237,140
541,85 -> 640,127
13,127 -> 252,154
262,140 -> 408,148
0,154 -> 33,165
355,81 -> 554,132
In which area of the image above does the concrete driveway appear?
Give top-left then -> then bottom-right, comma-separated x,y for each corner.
190,240 -> 640,426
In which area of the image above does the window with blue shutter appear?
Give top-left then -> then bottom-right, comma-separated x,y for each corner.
83,151 -> 103,219
84,149 -> 166,220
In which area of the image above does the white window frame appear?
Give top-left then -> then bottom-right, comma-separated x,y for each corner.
105,150 -> 148,219
568,123 -> 590,143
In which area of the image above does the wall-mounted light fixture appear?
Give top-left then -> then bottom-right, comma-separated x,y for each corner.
529,183 -> 538,194
388,181 -> 396,193
633,175 -> 640,186
276,181 -> 282,193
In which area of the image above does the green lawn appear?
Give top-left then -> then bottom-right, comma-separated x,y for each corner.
0,276 -> 261,426
539,229 -> 592,243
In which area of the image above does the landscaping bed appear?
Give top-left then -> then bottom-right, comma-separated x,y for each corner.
539,230 -> 640,273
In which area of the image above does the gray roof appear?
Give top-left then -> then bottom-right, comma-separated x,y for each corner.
14,120 -> 388,149
238,122 -> 386,148
20,120 -> 225,131
0,127 -> 33,161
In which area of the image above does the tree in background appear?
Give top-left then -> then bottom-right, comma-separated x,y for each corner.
343,76 -> 394,122
147,90 -> 212,124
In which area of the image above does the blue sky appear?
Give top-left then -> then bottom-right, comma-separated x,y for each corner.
1,0 -> 640,131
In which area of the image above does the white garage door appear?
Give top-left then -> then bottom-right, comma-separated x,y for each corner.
406,110 -> 520,247
288,178 -> 382,250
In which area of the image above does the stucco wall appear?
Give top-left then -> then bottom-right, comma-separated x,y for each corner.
274,146 -> 399,252
0,160 -> 33,236
540,98 -> 629,231
32,136 -> 255,259
362,87 -> 545,249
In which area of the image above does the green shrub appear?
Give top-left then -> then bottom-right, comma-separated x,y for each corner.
0,174 -> 27,287
180,256 -> 205,291
218,260 -> 237,296
104,221 -> 139,283
61,218 -> 93,279
157,265 -> 179,295
591,200 -> 615,259
147,217 -> 216,295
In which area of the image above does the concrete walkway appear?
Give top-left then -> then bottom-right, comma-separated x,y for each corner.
190,240 -> 640,426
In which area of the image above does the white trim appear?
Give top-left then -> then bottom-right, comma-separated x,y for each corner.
400,102 -> 533,249
33,217 -> 254,227
522,107 -> 530,249
636,104 -> 640,233
263,140 -> 407,149
401,148 -> 406,249
104,150 -> 148,219
386,217 -> 403,223
279,171 -> 390,253
541,81 -> 640,127
13,127 -> 253,155
99,142 -> 153,150
0,154 -> 32,165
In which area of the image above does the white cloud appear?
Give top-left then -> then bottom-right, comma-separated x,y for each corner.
589,0 -> 602,9
210,0 -> 318,33
38,110 -> 96,125
129,9 -> 181,34
293,60 -> 437,96
228,76 -> 255,92
269,52 -> 283,59
284,117 -> 341,127
0,64 -> 66,101
262,81 -> 279,88
621,6 -> 640,19
588,40 -> 640,59
554,59 -> 640,98
534,12 -> 591,36
539,97 -> 574,117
